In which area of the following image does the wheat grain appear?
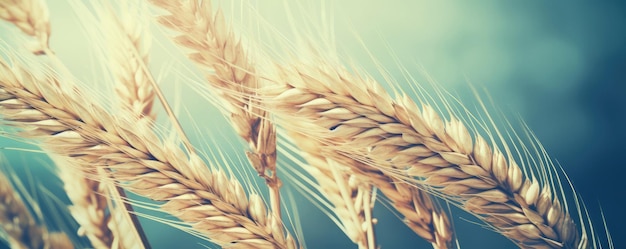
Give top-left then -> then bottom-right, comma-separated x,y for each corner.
265,60 -> 585,249
344,155 -> 453,249
0,0 -> 50,54
32,3 -> 155,247
0,59 -> 298,249
58,157 -> 145,249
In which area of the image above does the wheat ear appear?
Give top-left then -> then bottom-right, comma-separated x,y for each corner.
0,170 -> 74,249
266,61 -> 585,248
0,0 -> 50,54
287,131 -> 377,249
106,7 -> 155,124
0,59 -> 298,249
148,0 -> 282,219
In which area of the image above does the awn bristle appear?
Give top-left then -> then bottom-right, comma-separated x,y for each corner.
0,59 -> 298,249
0,171 -> 74,249
148,0 -> 281,218
265,61 -> 585,249
0,0 -> 50,54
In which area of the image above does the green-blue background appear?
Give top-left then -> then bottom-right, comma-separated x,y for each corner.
1,0 -> 624,248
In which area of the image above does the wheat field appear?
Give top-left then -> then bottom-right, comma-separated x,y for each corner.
0,0 -> 623,248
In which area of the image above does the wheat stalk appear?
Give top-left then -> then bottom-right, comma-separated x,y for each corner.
0,170 -> 74,249
0,0 -> 50,54
264,60 -> 586,249
0,59 -> 298,249
147,0 -> 282,220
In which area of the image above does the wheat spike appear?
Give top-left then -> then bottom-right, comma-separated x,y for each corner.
0,58 -> 298,249
265,60 -> 585,249
0,0 -> 50,54
105,5 -> 155,123
148,0 -> 282,219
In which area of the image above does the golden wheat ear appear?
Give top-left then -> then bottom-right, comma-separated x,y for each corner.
0,0 -> 50,54
0,162 -> 74,249
259,58 -> 598,248
147,0 -> 284,221
0,58 -> 300,248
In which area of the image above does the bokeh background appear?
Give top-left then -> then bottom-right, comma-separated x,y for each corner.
1,0 -> 624,248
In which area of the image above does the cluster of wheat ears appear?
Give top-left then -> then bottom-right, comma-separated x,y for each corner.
0,0 -> 614,249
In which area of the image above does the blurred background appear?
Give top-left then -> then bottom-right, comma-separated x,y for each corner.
1,0 -> 624,248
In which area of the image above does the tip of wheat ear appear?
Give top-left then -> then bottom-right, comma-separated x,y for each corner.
0,59 -> 299,249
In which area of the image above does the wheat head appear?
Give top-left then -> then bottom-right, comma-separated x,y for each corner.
0,0 -> 50,54
0,59 -> 298,249
149,0 -> 278,182
265,60 -> 585,249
